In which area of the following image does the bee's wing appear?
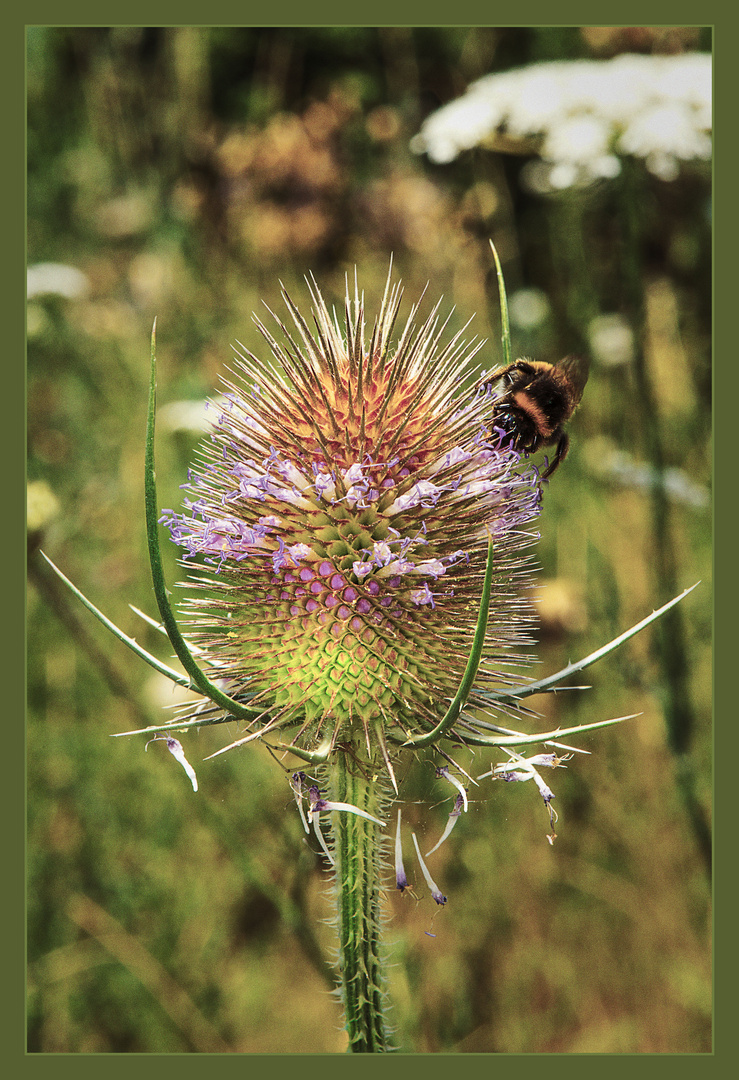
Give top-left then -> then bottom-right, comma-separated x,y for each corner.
557,355 -> 590,403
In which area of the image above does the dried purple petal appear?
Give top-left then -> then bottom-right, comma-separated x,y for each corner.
425,793 -> 465,857
395,809 -> 409,892
435,766 -> 468,812
411,832 -> 447,906
145,734 -> 198,792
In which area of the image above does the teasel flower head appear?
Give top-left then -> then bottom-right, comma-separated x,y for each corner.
160,268 -> 543,779
37,257 -> 695,1052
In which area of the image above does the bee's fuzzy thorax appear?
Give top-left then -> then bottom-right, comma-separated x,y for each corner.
511,390 -> 559,439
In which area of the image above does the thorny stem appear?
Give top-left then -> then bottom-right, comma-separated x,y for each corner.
324,752 -> 393,1053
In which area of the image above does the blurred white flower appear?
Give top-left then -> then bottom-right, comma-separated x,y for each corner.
157,398 -> 212,434
157,395 -> 230,434
619,102 -> 712,181
587,313 -> 635,367
600,449 -> 710,510
508,287 -> 551,331
411,52 -> 711,187
542,115 -> 620,182
27,262 -> 90,300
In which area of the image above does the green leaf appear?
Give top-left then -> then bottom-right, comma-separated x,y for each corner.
490,240 -> 512,368
144,321 -> 261,723
403,538 -> 495,748
38,550 -> 191,689
478,583 -> 700,704
462,713 -> 640,749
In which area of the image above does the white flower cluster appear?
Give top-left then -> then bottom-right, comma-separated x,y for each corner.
411,52 -> 711,187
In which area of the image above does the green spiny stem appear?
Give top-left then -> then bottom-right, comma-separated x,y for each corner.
324,752 -> 393,1053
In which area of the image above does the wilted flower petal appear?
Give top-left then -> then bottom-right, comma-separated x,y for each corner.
435,765 -> 468,811
485,749 -> 569,836
290,771 -> 310,833
312,814 -> 334,866
307,784 -> 385,827
395,808 -> 409,892
145,734 -> 198,792
425,794 -> 464,857
412,832 -> 447,905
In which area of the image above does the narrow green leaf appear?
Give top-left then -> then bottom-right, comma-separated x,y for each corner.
38,550 -> 191,689
111,714 -> 237,738
144,321 -> 261,722
479,583 -> 700,704
489,240 -> 512,368
403,538 -> 495,748
463,713 -> 640,749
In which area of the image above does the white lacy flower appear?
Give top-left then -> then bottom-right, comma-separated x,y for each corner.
619,102 -> 712,180
411,52 -> 712,186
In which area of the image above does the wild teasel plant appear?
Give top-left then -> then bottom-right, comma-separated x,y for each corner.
40,246 -> 696,1053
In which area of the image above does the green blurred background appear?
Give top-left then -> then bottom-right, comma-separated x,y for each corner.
27,26 -> 711,1053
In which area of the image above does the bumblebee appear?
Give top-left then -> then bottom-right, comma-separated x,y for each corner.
484,356 -> 589,479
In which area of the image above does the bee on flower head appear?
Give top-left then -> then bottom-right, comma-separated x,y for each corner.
482,355 -> 589,479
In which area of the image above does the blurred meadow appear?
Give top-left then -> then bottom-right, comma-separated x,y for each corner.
27,26 -> 711,1053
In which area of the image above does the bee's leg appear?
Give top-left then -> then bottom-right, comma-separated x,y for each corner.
541,432 -> 569,480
